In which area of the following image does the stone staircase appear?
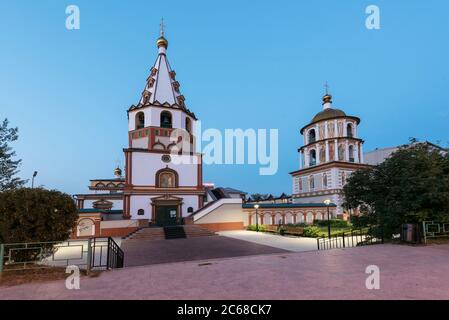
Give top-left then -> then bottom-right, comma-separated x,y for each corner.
163,226 -> 187,239
124,225 -> 215,241
183,225 -> 216,238
124,227 -> 165,241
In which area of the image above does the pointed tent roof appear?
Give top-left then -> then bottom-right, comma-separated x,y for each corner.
139,40 -> 184,107
129,29 -> 197,119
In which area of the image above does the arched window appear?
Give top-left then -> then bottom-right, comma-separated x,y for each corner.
185,117 -> 191,133
137,209 -> 144,216
323,173 -> 328,188
187,207 -> 194,213
349,145 -> 355,162
309,149 -> 316,166
160,111 -> 172,128
156,168 -> 178,188
308,129 -> 316,144
347,124 -> 353,138
136,112 -> 145,129
341,171 -> 346,186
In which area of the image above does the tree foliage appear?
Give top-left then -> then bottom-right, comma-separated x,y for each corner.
343,143 -> 449,238
0,118 -> 26,191
0,188 -> 79,243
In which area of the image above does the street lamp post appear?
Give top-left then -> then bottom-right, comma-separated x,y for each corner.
31,171 -> 38,188
254,204 -> 260,232
324,199 -> 331,239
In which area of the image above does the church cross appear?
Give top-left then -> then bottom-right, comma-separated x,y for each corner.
324,81 -> 330,95
160,18 -> 165,37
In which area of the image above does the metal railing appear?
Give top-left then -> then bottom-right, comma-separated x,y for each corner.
0,237 -> 124,274
422,221 -> 449,243
317,228 -> 384,250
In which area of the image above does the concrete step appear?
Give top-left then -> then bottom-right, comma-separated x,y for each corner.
126,227 -> 165,241
123,225 -> 216,243
183,225 -> 216,238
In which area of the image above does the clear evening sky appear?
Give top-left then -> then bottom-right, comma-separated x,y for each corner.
0,0 -> 448,195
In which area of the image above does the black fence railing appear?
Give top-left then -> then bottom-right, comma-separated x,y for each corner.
90,237 -> 124,270
317,228 -> 384,250
0,237 -> 124,273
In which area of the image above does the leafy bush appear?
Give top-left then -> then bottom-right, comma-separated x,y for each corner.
0,188 -> 78,243
286,223 -> 307,227
350,215 -> 370,228
303,226 -> 322,238
246,224 -> 266,232
314,219 -> 350,228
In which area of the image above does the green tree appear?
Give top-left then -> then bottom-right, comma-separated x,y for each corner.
0,118 -> 26,191
343,143 -> 449,239
0,188 -> 79,243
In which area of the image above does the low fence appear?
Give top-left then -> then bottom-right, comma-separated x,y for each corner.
422,221 -> 449,243
0,237 -> 124,274
317,228 -> 384,250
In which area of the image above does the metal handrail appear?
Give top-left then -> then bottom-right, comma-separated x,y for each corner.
0,237 -> 125,273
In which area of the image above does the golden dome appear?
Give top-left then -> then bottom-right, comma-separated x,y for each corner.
156,36 -> 168,48
114,167 -> 122,178
322,94 -> 332,104
312,108 -> 347,123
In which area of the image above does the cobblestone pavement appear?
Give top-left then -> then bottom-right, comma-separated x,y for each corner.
1,244 -> 448,300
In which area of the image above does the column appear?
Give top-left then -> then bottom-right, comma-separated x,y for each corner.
304,148 -> 309,168
345,140 -> 349,161
334,139 -> 338,161
360,144 -> 364,163
316,144 -> 320,165
325,140 -> 330,162
324,121 -> 328,139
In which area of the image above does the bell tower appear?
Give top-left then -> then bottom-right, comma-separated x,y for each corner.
122,24 -> 205,225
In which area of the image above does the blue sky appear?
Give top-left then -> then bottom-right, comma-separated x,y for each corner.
1,0 -> 448,196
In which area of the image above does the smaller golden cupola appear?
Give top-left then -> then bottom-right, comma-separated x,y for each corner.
114,166 -> 122,178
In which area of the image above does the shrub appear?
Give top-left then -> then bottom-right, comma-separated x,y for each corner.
246,224 -> 266,232
303,226 -> 322,238
314,219 -> 350,228
0,188 -> 78,243
350,215 -> 370,228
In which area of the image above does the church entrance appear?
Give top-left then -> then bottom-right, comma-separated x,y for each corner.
155,205 -> 179,227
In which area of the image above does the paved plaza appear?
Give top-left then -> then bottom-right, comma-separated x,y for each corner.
218,230 -> 319,252
1,244 -> 448,300
122,235 -> 287,267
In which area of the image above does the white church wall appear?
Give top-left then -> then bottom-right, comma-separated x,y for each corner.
180,195 -> 199,217
129,196 -> 152,220
131,152 -> 199,186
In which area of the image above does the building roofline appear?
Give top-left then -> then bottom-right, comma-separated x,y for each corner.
242,203 -> 336,209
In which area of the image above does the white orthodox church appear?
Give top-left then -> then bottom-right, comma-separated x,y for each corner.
290,92 -> 371,217
72,25 -> 376,238
74,29 -> 206,236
